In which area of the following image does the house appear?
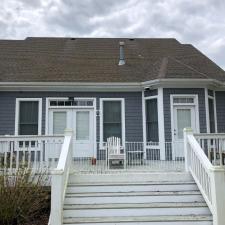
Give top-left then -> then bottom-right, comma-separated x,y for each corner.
0,37 -> 225,225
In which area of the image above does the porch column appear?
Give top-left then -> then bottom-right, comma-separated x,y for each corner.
158,87 -> 165,160
211,167 -> 225,225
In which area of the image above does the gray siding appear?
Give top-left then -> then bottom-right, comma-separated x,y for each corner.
215,91 -> 225,133
163,88 -> 207,142
0,92 -> 143,142
144,89 -> 158,97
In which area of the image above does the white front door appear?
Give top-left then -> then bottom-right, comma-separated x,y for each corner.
72,110 -> 94,158
173,106 -> 197,159
49,109 -> 94,158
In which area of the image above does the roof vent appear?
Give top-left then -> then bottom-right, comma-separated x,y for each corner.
118,41 -> 125,66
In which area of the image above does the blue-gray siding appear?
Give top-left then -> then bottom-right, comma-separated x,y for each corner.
0,88 -> 209,143
163,88 -> 207,142
215,91 -> 225,133
144,89 -> 158,97
0,92 -> 143,142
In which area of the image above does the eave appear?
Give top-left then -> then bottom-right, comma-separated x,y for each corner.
0,79 -> 224,92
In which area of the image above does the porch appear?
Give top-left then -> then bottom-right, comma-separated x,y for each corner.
1,131 -> 225,225
0,135 -> 185,173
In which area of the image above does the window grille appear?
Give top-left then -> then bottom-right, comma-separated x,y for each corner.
173,97 -> 194,104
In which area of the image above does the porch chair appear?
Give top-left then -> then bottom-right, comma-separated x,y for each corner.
107,137 -> 125,169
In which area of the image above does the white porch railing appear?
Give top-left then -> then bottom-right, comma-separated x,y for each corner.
72,141 -> 185,173
194,133 -> 225,166
184,128 -> 225,225
0,135 -> 64,170
49,129 -> 73,225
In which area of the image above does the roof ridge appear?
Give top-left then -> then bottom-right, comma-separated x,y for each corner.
167,56 -> 211,79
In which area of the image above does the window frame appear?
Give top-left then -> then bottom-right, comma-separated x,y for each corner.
208,95 -> 216,133
145,97 -> 159,143
15,98 -> 42,135
100,98 -> 125,147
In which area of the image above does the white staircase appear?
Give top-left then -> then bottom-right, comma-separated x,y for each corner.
62,172 -> 212,225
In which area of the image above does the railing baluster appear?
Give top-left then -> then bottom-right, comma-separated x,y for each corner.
10,141 -> 13,170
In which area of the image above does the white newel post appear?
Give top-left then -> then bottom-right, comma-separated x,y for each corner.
183,127 -> 193,172
50,128 -> 73,225
50,170 -> 64,225
211,167 -> 225,225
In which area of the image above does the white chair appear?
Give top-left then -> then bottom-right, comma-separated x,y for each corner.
107,137 -> 125,169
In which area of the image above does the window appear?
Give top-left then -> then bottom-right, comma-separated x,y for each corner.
49,99 -> 94,107
16,99 -> 42,135
76,111 -> 90,140
146,98 -> 159,142
208,98 -> 215,133
173,97 -> 194,104
53,112 -> 67,135
102,100 -> 124,142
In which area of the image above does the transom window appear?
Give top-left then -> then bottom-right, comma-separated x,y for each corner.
49,99 -> 94,107
173,97 -> 194,104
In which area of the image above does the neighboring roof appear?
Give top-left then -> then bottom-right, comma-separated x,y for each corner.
0,37 -> 224,83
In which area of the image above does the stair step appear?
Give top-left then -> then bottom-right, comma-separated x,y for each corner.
69,173 -> 194,184
64,173 -> 212,225
63,202 -> 207,210
64,221 -> 212,225
63,206 -> 210,218
66,190 -> 201,197
67,183 -> 198,193
63,215 -> 213,224
68,181 -> 196,187
65,194 -> 204,205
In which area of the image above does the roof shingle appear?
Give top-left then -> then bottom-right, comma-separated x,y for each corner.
0,37 -> 224,83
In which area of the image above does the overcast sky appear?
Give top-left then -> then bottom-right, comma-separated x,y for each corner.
1,0 -> 225,69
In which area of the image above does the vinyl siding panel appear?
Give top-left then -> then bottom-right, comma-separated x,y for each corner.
0,92 -> 143,142
215,91 -> 225,133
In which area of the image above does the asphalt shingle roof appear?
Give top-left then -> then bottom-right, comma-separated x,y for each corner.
0,37 -> 224,83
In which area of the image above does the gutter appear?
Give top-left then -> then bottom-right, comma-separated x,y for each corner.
0,79 -> 224,92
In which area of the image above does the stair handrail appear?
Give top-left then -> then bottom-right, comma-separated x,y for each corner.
49,128 -> 73,225
184,128 -> 225,225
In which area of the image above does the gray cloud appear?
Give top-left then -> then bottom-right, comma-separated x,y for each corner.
0,0 -> 225,69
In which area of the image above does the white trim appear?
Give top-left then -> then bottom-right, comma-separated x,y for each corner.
206,90 -> 218,133
45,97 -> 97,156
45,98 -> 49,134
142,91 -> 147,159
0,78 -> 224,92
93,98 -> 97,157
100,98 -> 125,147
142,78 -> 223,89
0,82 -> 141,92
213,90 -> 218,132
158,87 -> 165,160
143,91 -> 162,158
15,98 -> 42,135
144,95 -> 158,100
205,88 -> 210,133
